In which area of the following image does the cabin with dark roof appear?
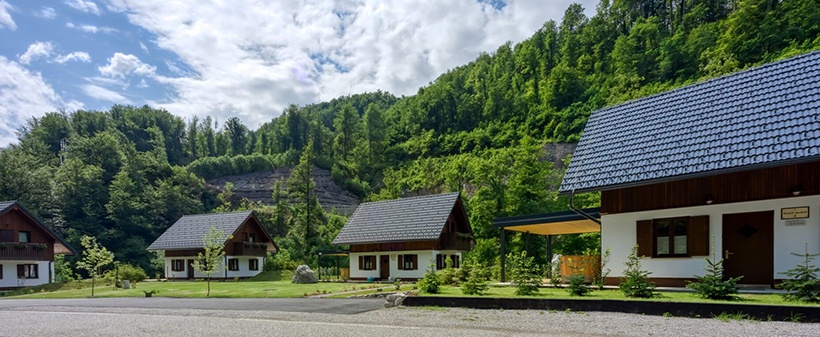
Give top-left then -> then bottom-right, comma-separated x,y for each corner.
147,211 -> 277,279
0,201 -> 75,289
333,192 -> 473,281
560,50 -> 820,287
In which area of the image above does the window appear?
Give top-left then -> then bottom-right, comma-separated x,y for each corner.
228,258 -> 239,271
0,264 -> 3,279
436,254 -> 459,269
0,229 -> 13,242
171,259 -> 185,271
654,217 -> 688,256
248,233 -> 255,243
399,254 -> 417,270
18,264 -> 38,279
359,256 -> 376,270
18,231 -> 30,243
449,255 -> 460,268
249,259 -> 259,271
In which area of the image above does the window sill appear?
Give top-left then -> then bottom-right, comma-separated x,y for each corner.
651,254 -> 691,259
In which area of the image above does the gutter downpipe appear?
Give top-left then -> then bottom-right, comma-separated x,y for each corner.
569,190 -> 601,226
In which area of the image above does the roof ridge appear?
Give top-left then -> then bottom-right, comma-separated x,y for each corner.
592,49 -> 820,117
181,210 -> 253,217
359,192 -> 459,205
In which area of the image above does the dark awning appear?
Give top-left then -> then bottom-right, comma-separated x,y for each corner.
493,208 -> 601,235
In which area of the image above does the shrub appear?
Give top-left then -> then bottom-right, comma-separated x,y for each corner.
438,256 -> 459,286
567,275 -> 590,296
461,262 -> 489,295
592,248 -> 611,290
778,243 -> 820,302
686,238 -> 741,300
265,249 -> 298,271
619,245 -> 657,298
119,264 -> 148,288
508,251 -> 541,296
418,263 -> 441,294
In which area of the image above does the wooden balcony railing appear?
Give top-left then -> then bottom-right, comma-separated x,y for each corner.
0,242 -> 47,260
232,242 -> 267,256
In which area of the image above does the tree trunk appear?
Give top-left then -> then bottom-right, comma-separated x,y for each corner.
207,277 -> 210,297
91,277 -> 95,298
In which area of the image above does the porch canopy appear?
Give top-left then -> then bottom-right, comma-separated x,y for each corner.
316,250 -> 350,281
493,208 -> 601,282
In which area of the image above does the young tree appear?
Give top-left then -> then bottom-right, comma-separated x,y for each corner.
77,235 -> 115,298
192,227 -> 232,297
508,251 -> 541,296
686,237 -> 742,300
778,242 -> 820,302
619,245 -> 657,298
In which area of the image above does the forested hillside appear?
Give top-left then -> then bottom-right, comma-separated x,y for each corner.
1,0 -> 818,275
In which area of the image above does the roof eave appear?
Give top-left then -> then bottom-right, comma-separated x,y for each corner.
558,155 -> 820,196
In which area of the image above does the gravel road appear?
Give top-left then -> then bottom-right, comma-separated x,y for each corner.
1,302 -> 818,336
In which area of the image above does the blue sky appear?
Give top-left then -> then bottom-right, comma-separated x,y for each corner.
0,0 -> 594,146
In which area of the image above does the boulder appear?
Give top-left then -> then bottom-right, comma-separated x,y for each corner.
291,265 -> 318,284
384,293 -> 407,308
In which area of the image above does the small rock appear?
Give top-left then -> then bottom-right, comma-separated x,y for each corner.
291,265 -> 318,284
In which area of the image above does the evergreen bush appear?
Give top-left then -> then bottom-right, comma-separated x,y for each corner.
619,245 -> 657,298
778,243 -> 820,302
567,274 -> 590,296
686,237 -> 741,300
508,251 -> 541,296
461,262 -> 489,295
418,263 -> 441,294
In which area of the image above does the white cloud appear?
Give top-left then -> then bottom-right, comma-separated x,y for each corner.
80,84 -> 131,103
98,52 -> 156,78
66,22 -> 117,34
18,41 -> 55,65
136,79 -> 148,88
35,6 -> 57,20
102,0 -> 595,127
54,51 -> 92,64
139,41 -> 149,54
0,56 -> 83,146
65,0 -> 100,15
0,0 -> 15,30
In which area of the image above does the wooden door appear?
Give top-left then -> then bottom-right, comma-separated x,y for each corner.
722,211 -> 774,285
187,259 -> 195,279
379,255 -> 389,280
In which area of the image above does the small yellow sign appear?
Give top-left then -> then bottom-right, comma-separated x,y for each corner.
782,207 -> 810,219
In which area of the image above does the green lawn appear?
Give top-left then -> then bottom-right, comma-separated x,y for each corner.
423,285 -> 820,307
2,271 -> 385,299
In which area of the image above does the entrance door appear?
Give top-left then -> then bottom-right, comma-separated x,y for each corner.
722,211 -> 774,285
380,255 -> 390,280
187,259 -> 195,279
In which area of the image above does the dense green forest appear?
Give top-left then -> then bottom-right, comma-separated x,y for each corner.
1,0 -> 818,276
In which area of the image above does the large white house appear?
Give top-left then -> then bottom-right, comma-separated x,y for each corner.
557,50 -> 820,287
148,211 -> 277,279
333,193 -> 474,281
0,201 -> 75,289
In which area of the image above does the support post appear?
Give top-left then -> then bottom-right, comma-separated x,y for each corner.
500,229 -> 506,282
526,231 -> 530,256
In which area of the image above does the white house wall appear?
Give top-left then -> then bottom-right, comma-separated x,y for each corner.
163,256 -> 263,279
602,195 -> 820,279
0,261 -> 53,288
349,250 -> 464,280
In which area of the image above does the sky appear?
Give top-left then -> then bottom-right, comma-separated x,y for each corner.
0,0 -> 595,147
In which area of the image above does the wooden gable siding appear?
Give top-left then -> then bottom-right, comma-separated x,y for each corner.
602,160 -> 820,214
350,241 -> 439,252
0,207 -> 55,260
224,215 -> 272,255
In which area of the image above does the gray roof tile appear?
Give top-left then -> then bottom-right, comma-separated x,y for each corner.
560,50 -> 820,193
147,211 -> 253,250
332,193 -> 461,245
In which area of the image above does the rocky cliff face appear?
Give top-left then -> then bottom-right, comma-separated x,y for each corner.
206,166 -> 360,214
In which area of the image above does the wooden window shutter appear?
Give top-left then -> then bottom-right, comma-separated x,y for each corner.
398,255 -> 404,270
17,264 -> 24,279
413,255 -> 418,270
358,256 -> 364,270
688,215 -> 710,256
435,254 -> 442,269
636,220 -> 653,257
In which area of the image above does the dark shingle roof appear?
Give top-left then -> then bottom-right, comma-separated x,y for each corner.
332,193 -> 462,245
147,211 -> 253,250
560,50 -> 820,193
0,201 -> 15,213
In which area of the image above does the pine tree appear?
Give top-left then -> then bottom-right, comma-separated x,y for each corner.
271,180 -> 289,237
619,245 -> 657,298
778,243 -> 820,302
333,103 -> 360,162
287,140 -> 324,260
686,237 -> 741,300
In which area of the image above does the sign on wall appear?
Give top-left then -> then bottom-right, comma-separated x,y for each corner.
781,206 -> 810,219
